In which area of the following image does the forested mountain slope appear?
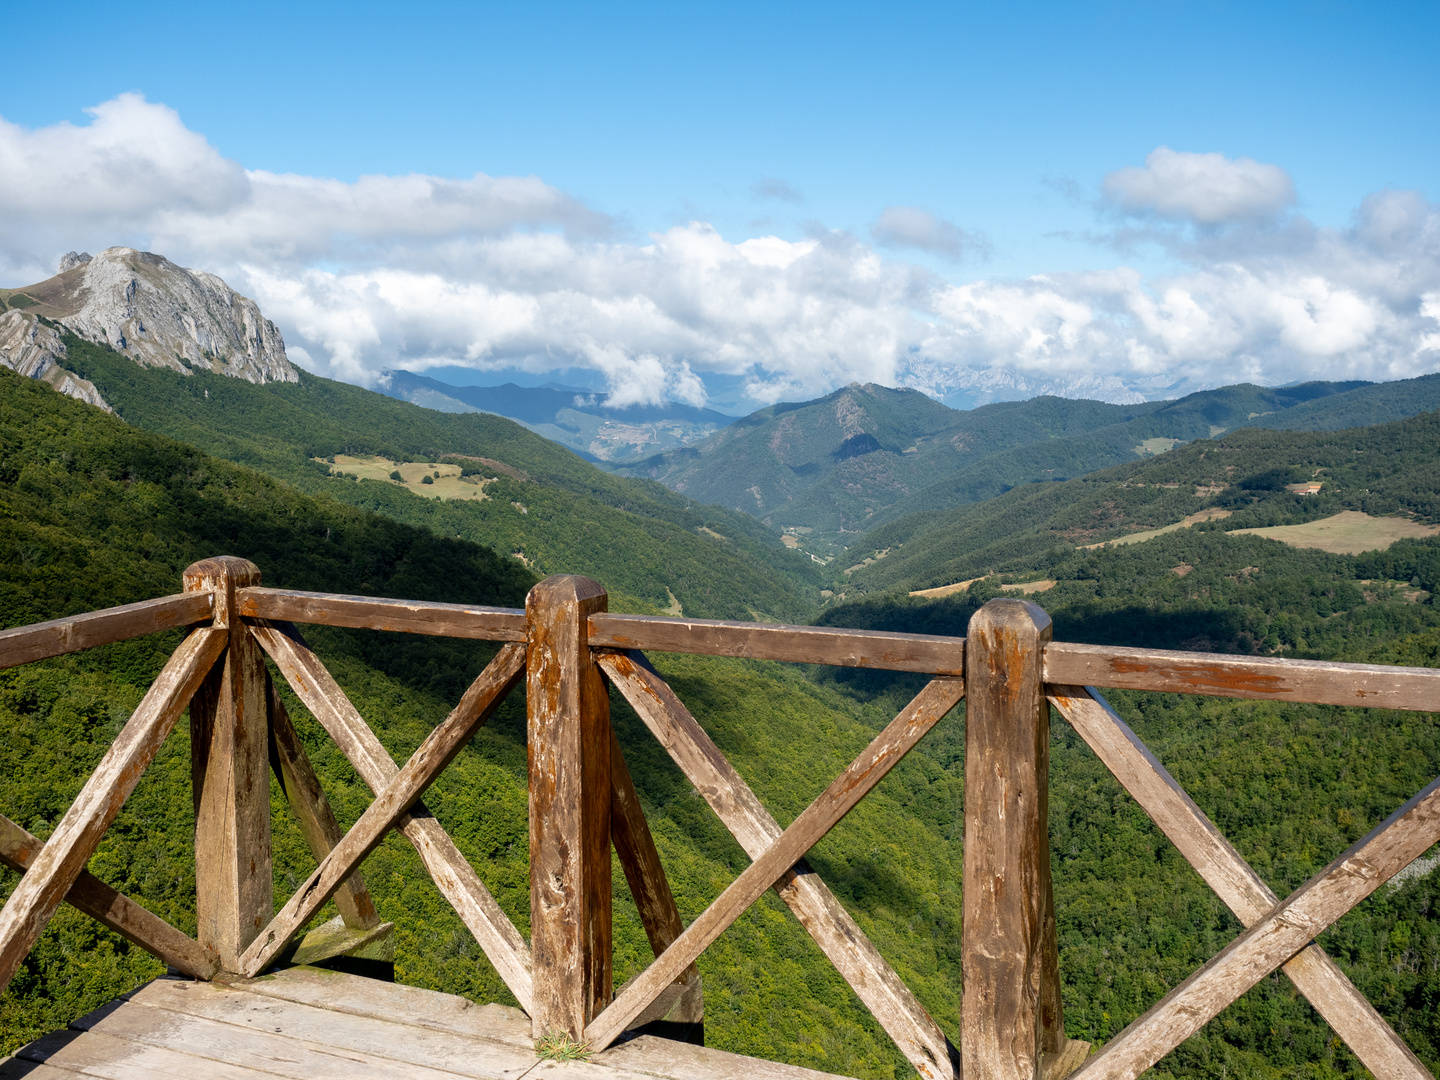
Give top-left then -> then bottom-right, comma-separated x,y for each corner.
56,335 -> 821,621
613,380 -> 1413,554
5,371 -> 1440,1078
0,371 -> 963,1077
612,384 -> 1165,550
843,409 -> 1440,596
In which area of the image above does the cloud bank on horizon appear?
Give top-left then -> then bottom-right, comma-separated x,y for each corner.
2,94 -> 1437,409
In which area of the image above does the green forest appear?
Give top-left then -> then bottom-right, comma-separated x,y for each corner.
3,366 -> 1440,1080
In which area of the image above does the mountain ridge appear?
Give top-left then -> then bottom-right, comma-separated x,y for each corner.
1,247 -> 295,410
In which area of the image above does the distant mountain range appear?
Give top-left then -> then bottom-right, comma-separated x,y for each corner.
613,376 -> 1440,560
380,369 -> 733,461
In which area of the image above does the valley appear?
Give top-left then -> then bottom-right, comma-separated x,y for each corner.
3,276 -> 1440,1078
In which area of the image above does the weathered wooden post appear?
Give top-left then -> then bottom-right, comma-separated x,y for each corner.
527,575 -> 613,1040
963,598 -> 1078,1080
184,556 -> 272,972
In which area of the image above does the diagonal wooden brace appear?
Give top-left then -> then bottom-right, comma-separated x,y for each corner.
0,813 -> 220,979
267,672 -> 382,932
239,642 -> 526,976
249,619 -> 535,1011
609,728 -> 703,1034
1069,772 -> 1440,1080
600,650 -> 957,1079
586,667 -> 964,1053
1048,684 -> 1432,1080
0,626 -> 226,994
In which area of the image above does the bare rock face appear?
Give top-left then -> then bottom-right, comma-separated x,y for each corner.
0,310 -> 111,411
5,247 -> 297,386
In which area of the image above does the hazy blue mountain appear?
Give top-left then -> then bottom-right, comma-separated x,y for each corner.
380,368 -> 734,462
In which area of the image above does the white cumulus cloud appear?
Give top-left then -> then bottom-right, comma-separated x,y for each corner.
871,206 -> 987,261
1,98 -> 1437,410
1103,146 -> 1296,224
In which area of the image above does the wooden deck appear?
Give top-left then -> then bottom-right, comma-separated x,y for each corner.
1,967 -> 855,1080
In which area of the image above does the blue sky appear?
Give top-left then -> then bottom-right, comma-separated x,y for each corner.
3,1 -> 1438,406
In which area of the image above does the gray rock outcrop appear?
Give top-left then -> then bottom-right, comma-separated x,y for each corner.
0,310 -> 111,411
1,247 -> 297,395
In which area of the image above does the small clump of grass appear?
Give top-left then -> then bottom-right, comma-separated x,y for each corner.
535,1029 -> 591,1062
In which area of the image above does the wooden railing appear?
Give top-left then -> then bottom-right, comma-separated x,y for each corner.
1,556 -> 1438,1080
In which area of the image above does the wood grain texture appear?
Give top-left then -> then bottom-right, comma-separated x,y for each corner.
599,650 -> 956,1080
0,592 -> 215,671
238,586 -> 525,640
267,674 -> 381,931
586,672 -> 964,1053
248,619 -> 534,1011
15,1026 -> 289,1080
589,614 -> 965,675
130,976 -> 540,1080
72,995 -> 509,1080
185,557 -> 272,971
609,730 -> 703,1031
1071,775 -> 1440,1080
962,599 -> 1065,1080
0,625 -> 225,994
1045,642 -> 1440,710
0,813 -> 220,979
1047,684 -> 1432,1080
527,575 -> 613,1039
241,643 -> 525,976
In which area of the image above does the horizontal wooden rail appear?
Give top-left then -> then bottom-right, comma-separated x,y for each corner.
237,587 -> 525,640
0,593 -> 214,671
588,613 -> 965,675
1046,642 -> 1440,711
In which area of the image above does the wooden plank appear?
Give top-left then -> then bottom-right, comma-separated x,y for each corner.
0,813 -> 220,980
185,557 -> 273,971
240,643 -> 525,976
0,626 -> 226,994
130,977 -> 539,1079
268,674 -> 381,931
589,614 -> 965,675
598,1031 -> 864,1080
609,730 -> 702,1032
16,1026 -> 286,1079
585,674 -> 964,1053
0,593 -> 214,672
74,993 -> 520,1080
527,575 -> 613,1039
238,587 -> 525,641
1070,774 -> 1440,1080
1,1054 -> 89,1079
227,966 -> 535,1046
248,619 -> 534,1011
1045,641 -> 1440,711
599,651 -> 957,1080
962,600 -> 1079,1080
1047,684 -> 1433,1080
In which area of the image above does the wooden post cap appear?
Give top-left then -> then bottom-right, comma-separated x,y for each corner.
966,597 -> 1052,647
525,574 -> 607,612
183,557 -> 261,631
182,557 -> 262,592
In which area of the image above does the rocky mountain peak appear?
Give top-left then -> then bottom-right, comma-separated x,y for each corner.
1,247 -> 299,409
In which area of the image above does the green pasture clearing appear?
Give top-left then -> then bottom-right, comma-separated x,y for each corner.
1083,507 -> 1233,549
1134,436 -> 1182,456
318,454 -> 496,501
1230,510 -> 1440,554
